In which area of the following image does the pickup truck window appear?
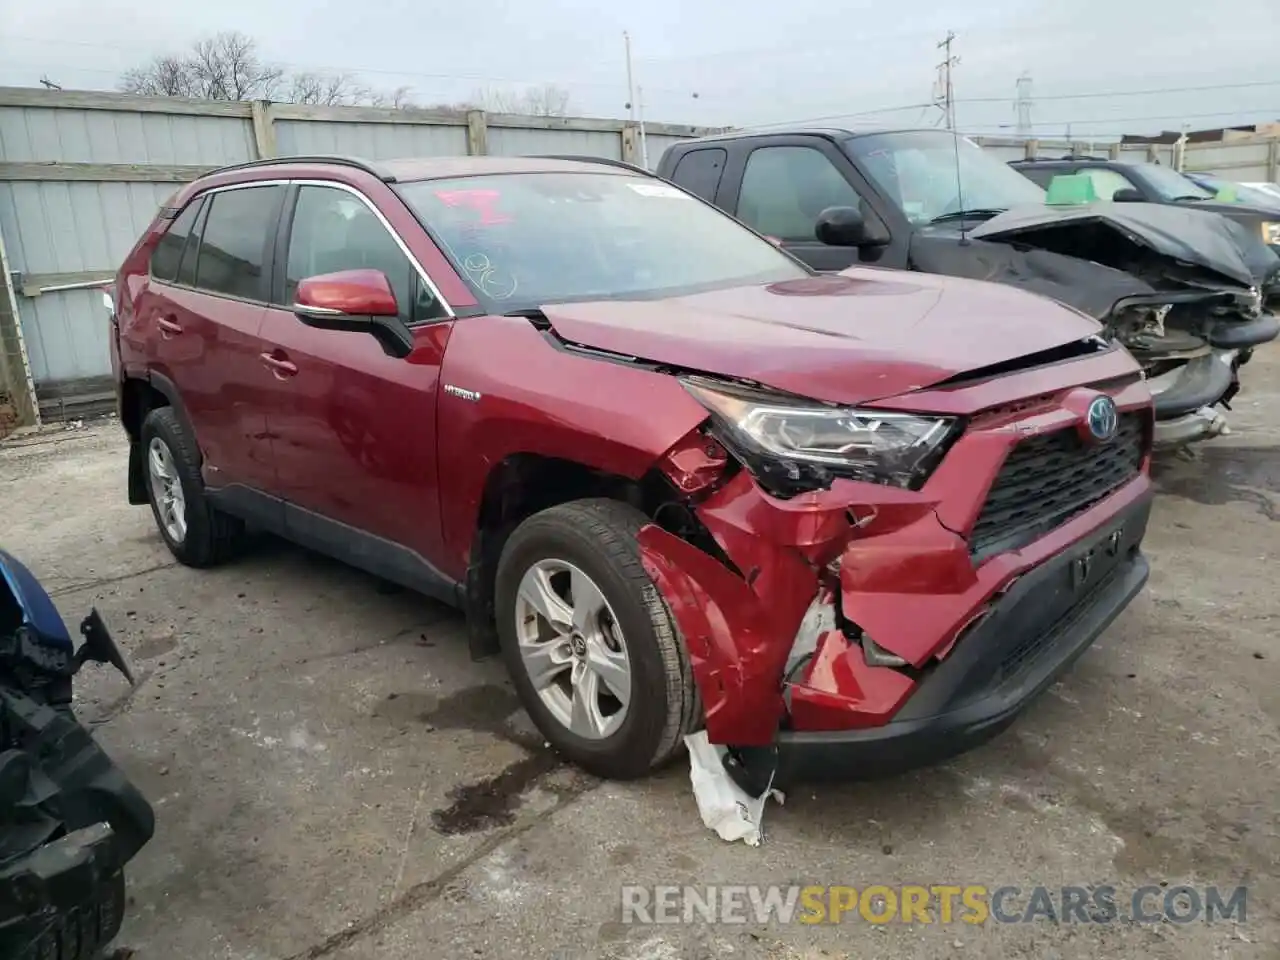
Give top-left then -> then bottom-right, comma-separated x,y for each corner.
669,148 -> 727,202
396,171 -> 808,313
1078,168 -> 1139,201
846,131 -> 1044,223
737,146 -> 863,241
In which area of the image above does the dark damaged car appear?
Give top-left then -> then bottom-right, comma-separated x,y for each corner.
657,127 -> 1280,447
111,155 -> 1154,787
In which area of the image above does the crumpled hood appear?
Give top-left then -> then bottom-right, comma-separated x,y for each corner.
909,233 -> 1155,321
540,269 -> 1101,406
970,202 -> 1280,288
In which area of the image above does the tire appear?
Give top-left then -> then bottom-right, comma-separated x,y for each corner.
139,407 -> 244,567
494,498 -> 701,780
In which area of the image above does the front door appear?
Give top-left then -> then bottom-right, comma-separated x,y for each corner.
729,141 -> 900,271
257,182 -> 454,567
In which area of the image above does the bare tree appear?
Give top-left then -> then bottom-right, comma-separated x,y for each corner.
285,71 -> 373,106
367,85 -> 417,110
472,84 -> 573,117
120,55 -> 194,97
119,32 -> 282,100
119,34 -> 575,116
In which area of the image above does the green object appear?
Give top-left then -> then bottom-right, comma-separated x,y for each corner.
1215,185 -> 1240,202
1044,174 -> 1099,205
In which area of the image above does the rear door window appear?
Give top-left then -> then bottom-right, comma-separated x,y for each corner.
670,148 -> 728,202
150,199 -> 203,282
194,185 -> 286,301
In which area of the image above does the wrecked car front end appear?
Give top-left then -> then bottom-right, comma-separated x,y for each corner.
640,340 -> 1153,788
962,203 -> 1280,449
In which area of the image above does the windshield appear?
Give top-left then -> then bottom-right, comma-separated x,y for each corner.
1190,174 -> 1280,208
844,130 -> 1046,224
395,172 -> 809,312
1136,163 -> 1215,201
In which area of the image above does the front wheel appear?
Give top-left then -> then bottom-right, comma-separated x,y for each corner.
494,499 -> 700,780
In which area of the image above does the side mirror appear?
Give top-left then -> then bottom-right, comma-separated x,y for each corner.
293,269 -> 413,358
1111,187 -> 1144,203
815,206 -> 884,248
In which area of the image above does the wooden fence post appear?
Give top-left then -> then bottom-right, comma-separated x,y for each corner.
466,111 -> 489,156
621,123 -> 640,164
251,101 -> 277,159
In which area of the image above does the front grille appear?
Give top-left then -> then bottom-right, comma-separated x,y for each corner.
969,412 -> 1144,561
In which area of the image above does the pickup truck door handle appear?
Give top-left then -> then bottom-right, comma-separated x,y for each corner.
157,317 -> 183,337
259,352 -> 299,378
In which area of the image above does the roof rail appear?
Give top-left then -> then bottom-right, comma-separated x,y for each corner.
205,154 -> 397,183
531,155 -> 654,176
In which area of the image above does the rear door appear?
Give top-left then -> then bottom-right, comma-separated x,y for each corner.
141,183 -> 285,494
719,136 -> 903,270
257,181 -> 454,565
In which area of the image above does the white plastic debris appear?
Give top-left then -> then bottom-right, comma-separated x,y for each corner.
685,731 -> 783,846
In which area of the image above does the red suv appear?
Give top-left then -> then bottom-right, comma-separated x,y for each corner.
108,155 -> 1155,787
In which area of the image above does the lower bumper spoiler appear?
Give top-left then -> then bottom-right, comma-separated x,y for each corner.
1148,352 -> 1234,420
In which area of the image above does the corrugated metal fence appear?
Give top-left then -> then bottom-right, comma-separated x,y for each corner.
0,87 -> 723,425
2,86 -> 1278,428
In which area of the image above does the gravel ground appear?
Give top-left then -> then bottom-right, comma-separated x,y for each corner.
2,346 -> 1277,960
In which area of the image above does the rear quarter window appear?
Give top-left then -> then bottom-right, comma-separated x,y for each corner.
149,199 -> 203,282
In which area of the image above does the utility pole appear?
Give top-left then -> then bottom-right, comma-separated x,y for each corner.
933,32 -> 959,130
1014,72 -> 1034,138
623,31 -> 637,124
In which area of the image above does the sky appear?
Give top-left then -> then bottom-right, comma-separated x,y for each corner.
1,0 -> 1278,141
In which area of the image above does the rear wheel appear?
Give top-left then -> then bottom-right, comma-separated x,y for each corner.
494,499 -> 700,779
140,407 -> 244,567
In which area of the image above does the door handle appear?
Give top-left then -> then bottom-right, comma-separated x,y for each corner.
157,317 -> 183,337
259,352 -> 299,378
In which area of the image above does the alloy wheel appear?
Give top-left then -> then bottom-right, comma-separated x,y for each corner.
513,558 -> 632,740
147,437 -> 187,543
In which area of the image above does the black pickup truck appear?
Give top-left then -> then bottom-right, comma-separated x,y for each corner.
1008,156 -> 1280,254
656,127 -> 1280,448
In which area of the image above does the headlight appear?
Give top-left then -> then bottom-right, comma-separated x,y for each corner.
1261,221 -> 1280,245
680,376 -> 959,493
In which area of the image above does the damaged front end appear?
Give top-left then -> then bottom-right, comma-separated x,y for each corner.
966,204 -> 1280,448
637,355 -> 1153,790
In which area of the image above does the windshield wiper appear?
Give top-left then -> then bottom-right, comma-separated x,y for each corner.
929,208 -> 1005,224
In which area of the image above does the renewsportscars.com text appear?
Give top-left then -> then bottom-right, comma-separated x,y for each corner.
621,884 -> 1247,925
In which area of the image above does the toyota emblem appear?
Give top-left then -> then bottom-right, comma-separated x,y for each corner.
1086,396 -> 1118,442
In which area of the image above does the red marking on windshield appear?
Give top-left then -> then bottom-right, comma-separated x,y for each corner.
434,188 -> 512,224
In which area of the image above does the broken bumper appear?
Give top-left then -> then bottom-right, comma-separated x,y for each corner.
640,360 -> 1154,765
1146,351 -> 1235,447
737,491 -> 1151,784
